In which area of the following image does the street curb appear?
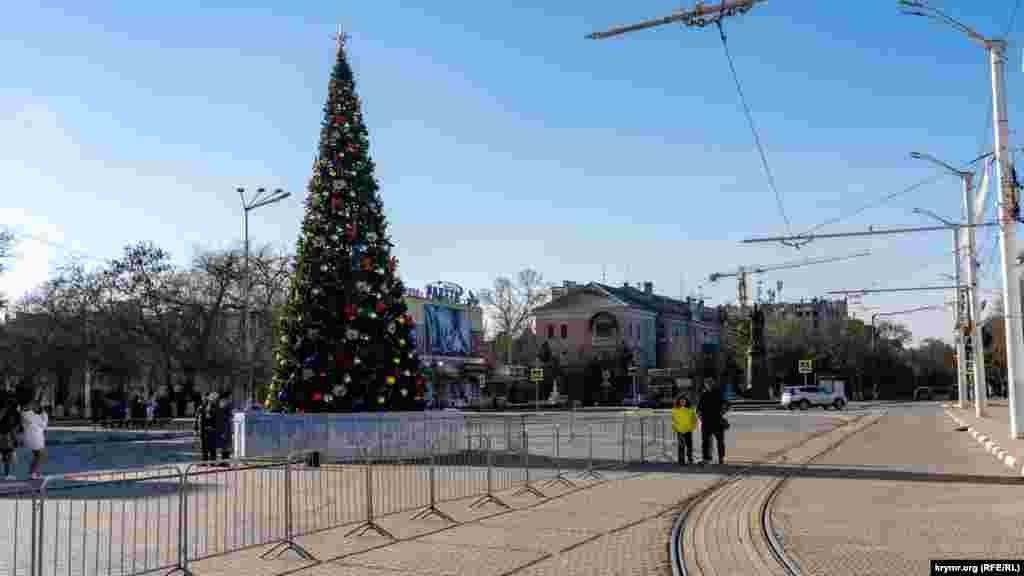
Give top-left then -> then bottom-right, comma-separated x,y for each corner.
944,407 -> 1024,476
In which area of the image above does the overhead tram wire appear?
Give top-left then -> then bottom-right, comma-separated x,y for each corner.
781,151 -> 996,249
713,19 -> 793,240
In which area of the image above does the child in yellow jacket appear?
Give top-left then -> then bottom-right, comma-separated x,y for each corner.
672,397 -> 697,465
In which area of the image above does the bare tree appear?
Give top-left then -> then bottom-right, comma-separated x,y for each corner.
104,242 -> 188,401
0,229 -> 14,310
479,269 -> 551,364
175,248 -> 246,398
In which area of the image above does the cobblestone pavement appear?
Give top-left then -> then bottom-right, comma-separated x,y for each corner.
185,473 -> 721,576
946,401 -> 1024,474
772,404 -> 1024,576
185,415 -> 844,575
0,410 -> 849,576
680,412 -> 878,576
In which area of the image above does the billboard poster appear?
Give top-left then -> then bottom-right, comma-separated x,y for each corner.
424,304 -> 471,356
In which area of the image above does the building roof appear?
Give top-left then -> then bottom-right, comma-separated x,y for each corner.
592,283 -> 693,317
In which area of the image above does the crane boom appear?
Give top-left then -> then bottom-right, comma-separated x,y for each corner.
708,250 -> 871,310
708,250 -> 871,283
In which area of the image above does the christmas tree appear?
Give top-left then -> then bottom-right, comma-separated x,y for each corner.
268,34 -> 424,413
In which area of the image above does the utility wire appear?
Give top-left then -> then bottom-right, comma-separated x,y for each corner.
798,5 -> 1022,242
797,152 -> 992,239
715,20 -> 792,236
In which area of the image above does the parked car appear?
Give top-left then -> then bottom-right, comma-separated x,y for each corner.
913,386 -> 931,401
781,382 -> 847,410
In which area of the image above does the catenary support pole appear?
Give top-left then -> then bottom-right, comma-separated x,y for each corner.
991,39 -> 1020,432
954,226 -> 967,409
963,171 -> 988,417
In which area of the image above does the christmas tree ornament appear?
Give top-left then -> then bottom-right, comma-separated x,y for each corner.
344,373 -> 352,383
400,388 -> 408,397
377,395 -> 386,405
386,375 -> 396,386
312,392 -> 322,401
346,328 -> 359,340
403,370 -> 411,377
393,357 -> 400,365
324,394 -> 333,403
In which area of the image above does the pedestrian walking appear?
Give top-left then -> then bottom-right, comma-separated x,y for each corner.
697,381 -> 730,465
671,396 -> 697,465
21,398 -> 48,480
0,391 -> 21,480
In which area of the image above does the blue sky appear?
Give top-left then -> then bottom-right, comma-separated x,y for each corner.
2,1 -> 1023,344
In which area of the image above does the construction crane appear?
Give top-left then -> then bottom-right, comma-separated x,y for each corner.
709,250 -> 872,310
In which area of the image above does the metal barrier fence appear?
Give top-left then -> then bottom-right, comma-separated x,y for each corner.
2,413 -> 677,576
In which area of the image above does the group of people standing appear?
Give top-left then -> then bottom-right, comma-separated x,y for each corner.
671,381 -> 730,465
195,391 -> 234,463
0,387 -> 50,480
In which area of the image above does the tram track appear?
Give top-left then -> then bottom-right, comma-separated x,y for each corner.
671,411 -> 884,576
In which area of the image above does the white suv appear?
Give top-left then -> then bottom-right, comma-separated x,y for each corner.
781,382 -> 847,410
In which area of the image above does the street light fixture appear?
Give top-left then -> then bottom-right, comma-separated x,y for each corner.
901,0 -> 1018,431
910,149 -> 987,415
238,187 -> 292,408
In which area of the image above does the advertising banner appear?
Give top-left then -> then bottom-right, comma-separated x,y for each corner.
424,304 -> 471,356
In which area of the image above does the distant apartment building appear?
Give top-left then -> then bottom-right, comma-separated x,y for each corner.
726,298 -> 848,332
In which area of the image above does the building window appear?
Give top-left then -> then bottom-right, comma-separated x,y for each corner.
594,315 -> 616,338
560,324 -> 568,339
547,325 -> 554,339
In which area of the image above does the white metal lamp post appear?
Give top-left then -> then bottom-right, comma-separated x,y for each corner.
911,156 -> 983,412
238,187 -> 291,408
901,0 -> 1018,434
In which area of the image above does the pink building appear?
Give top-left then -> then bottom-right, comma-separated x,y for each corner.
532,281 -> 721,370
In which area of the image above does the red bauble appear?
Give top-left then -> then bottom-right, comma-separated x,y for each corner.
346,223 -> 358,240
345,304 -> 357,320
312,392 -> 322,401
376,302 -> 386,313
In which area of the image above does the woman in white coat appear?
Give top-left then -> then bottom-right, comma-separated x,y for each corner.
21,400 -> 48,480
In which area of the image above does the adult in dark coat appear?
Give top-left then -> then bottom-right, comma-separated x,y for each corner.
197,393 -> 219,462
215,393 -> 233,462
697,381 -> 730,464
